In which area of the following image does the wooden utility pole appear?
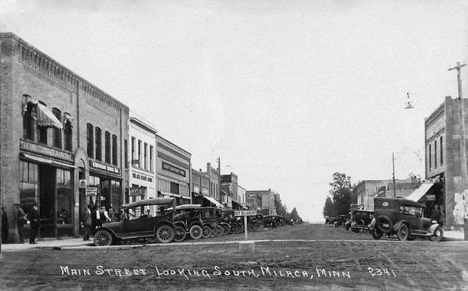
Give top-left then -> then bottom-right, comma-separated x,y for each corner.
448,61 -> 467,240
392,153 -> 396,198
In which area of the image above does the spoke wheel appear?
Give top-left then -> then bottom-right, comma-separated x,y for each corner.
429,226 -> 444,242
396,224 -> 409,241
202,225 -> 212,238
155,225 -> 175,243
222,224 -> 231,235
189,225 -> 203,240
93,230 -> 113,246
371,228 -> 383,240
216,225 -> 224,236
173,225 -> 187,242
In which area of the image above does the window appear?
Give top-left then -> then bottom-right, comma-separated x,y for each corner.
150,145 -> 154,172
23,102 -> 35,140
64,117 -> 72,152
138,140 -> 142,167
87,123 -> 94,158
95,127 -> 102,161
112,134 -> 118,166
440,136 -> 443,165
170,182 -> 179,194
52,108 -> 62,149
428,144 -> 432,170
144,143 -> 148,170
434,140 -> 437,169
131,137 -> 136,166
20,161 -> 38,210
38,125 -> 48,145
399,205 -> 423,217
56,169 -> 72,224
105,131 -> 111,163
124,139 -> 129,168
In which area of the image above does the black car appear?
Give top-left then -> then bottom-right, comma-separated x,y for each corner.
370,197 -> 443,241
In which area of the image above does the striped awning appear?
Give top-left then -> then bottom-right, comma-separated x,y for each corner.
36,103 -> 63,129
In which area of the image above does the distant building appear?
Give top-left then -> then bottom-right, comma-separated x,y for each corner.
246,189 -> 276,215
355,180 -> 421,210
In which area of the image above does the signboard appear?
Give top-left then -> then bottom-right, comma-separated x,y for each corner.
234,210 -> 256,216
130,187 -> 144,197
426,194 -> 436,201
86,186 -> 97,196
162,162 -> 186,177
79,180 -> 87,188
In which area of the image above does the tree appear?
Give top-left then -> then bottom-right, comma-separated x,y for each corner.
323,196 -> 335,218
329,172 -> 352,216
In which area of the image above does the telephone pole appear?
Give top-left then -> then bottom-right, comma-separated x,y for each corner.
448,61 -> 467,240
392,153 -> 396,198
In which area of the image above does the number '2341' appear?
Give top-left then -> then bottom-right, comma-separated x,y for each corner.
368,267 -> 396,277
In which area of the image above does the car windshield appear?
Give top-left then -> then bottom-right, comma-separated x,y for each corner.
123,201 -> 174,220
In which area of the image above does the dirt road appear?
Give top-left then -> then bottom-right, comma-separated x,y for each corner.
1,224 -> 467,290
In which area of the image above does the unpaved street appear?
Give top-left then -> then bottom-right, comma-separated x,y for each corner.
1,224 -> 467,290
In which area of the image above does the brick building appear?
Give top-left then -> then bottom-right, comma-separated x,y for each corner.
0,33 -> 129,241
246,189 -> 276,215
424,96 -> 468,228
355,180 -> 421,210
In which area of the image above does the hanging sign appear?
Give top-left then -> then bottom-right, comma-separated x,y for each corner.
86,186 -> 97,196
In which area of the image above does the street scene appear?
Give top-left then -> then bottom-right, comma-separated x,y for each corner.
1,223 -> 467,290
1,1 -> 468,290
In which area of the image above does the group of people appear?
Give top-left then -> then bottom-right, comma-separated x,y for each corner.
1,203 -> 40,244
80,204 -> 116,241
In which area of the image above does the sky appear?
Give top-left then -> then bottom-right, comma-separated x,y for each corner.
2,0 -> 467,223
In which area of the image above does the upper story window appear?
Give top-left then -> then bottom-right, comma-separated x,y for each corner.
428,144 -> 432,170
150,145 -> 154,172
131,137 -> 136,166
112,134 -> 118,166
124,139 -> 129,169
95,127 -> 102,161
87,123 -> 94,158
440,136 -> 444,165
144,143 -> 148,170
434,140 -> 438,169
52,108 -> 62,149
138,140 -> 142,167
105,131 -> 111,164
23,102 -> 35,141
63,113 -> 73,152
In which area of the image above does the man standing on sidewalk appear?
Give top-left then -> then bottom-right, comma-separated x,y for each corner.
15,204 -> 26,243
27,203 -> 40,244
81,205 -> 92,241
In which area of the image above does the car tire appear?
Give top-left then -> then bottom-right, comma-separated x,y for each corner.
93,230 -> 113,246
407,235 -> 416,241
189,225 -> 203,240
396,223 -> 409,241
376,216 -> 393,234
222,224 -> 231,235
215,225 -> 224,236
173,225 -> 187,242
428,226 -> 444,242
202,225 -> 213,238
155,225 -> 175,243
371,228 -> 383,240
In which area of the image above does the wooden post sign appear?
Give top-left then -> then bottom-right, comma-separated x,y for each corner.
234,210 -> 257,240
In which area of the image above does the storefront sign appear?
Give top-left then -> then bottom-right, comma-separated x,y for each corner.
130,187 -> 143,196
86,186 -> 98,196
79,180 -> 87,188
132,172 -> 153,182
20,140 -> 73,161
90,161 -> 121,174
162,162 -> 186,177
426,195 -> 436,201
234,210 -> 257,216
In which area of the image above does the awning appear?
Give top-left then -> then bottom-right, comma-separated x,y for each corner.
160,191 -> 181,198
407,183 -> 435,203
20,153 -> 74,168
203,195 -> 225,208
36,103 -> 63,129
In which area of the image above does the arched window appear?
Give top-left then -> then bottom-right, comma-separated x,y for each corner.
87,123 -> 94,158
37,101 -> 48,145
95,127 -> 102,161
23,102 -> 35,140
64,113 -> 73,152
52,108 -> 62,149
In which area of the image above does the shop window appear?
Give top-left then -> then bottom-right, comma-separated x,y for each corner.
95,127 -> 102,161
52,108 -> 62,149
87,123 -> 94,158
22,102 -> 35,141
124,139 -> 129,169
105,131 -> 111,164
20,161 -> 38,210
170,182 -> 179,195
112,134 -> 118,166
64,119 -> 72,152
56,169 -> 72,224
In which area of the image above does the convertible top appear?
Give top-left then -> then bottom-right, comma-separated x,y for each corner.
121,198 -> 175,209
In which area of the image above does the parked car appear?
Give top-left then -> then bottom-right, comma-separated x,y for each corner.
370,197 -> 443,241
347,210 -> 374,233
334,215 -> 348,228
171,204 -> 204,241
93,198 -> 178,246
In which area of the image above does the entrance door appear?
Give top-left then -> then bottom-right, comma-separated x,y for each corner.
39,165 -> 56,237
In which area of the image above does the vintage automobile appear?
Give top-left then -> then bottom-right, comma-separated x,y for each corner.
370,197 -> 443,241
347,210 -> 374,233
334,215 -> 349,228
171,204 -> 204,241
200,207 -> 222,238
93,198 -> 178,246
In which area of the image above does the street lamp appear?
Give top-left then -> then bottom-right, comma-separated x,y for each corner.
404,92 -> 414,110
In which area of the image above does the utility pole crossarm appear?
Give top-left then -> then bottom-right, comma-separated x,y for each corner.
448,62 -> 466,100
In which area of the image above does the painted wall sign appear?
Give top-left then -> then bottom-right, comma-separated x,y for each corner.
90,161 -> 121,174
20,140 -> 73,161
162,162 -> 186,177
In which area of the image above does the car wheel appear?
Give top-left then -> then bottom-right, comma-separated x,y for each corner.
371,228 -> 383,240
93,230 -> 113,246
155,225 -> 175,243
230,224 -> 240,234
429,226 -> 444,242
376,216 -> 393,234
352,228 -> 360,233
216,225 -> 224,236
222,224 -> 231,234
396,223 -> 409,241
202,225 -> 213,238
189,225 -> 203,240
173,225 -> 187,242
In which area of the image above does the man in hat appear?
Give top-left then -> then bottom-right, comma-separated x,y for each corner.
15,203 -> 26,243
26,203 -> 40,244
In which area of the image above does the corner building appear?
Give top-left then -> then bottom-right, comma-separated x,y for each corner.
0,33 -> 129,241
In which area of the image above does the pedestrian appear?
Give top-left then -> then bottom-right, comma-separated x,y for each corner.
99,206 -> 111,223
146,209 -> 152,218
108,204 -> 115,222
90,205 -> 100,231
2,206 -> 9,243
26,203 -> 40,244
81,205 -> 92,241
15,203 -> 26,243
431,204 -> 442,224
